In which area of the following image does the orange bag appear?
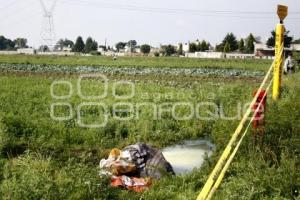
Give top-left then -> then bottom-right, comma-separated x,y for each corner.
111,176 -> 152,192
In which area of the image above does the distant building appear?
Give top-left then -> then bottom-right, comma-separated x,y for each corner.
226,53 -> 255,59
97,46 -> 106,53
135,47 -> 141,53
150,47 -> 160,53
124,45 -> 131,53
124,44 -> 139,53
292,44 -> 300,51
254,43 -> 300,59
17,48 -> 36,55
181,41 -> 201,53
62,47 -> 72,52
254,43 -> 275,58
185,52 -> 224,59
0,50 -> 18,55
182,43 -> 190,53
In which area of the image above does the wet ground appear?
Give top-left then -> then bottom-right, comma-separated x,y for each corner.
162,140 -> 215,174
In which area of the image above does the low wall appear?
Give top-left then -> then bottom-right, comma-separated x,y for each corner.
0,51 -> 19,55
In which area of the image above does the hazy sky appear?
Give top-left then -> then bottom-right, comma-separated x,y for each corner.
1,0 -> 300,48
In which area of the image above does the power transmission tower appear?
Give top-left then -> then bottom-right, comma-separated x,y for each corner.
39,0 -> 57,51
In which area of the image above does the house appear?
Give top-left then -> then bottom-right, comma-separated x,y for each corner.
254,43 -> 300,59
254,43 -> 275,59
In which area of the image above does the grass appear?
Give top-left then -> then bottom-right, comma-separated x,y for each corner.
0,54 -> 272,71
0,59 -> 299,199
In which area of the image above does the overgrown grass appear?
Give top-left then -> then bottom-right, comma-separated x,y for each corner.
0,68 -> 299,199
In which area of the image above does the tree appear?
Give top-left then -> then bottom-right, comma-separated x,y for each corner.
266,30 -> 293,48
238,38 -> 245,53
85,37 -> 98,53
55,39 -> 74,50
178,43 -> 183,55
223,41 -> 231,53
127,40 -> 137,52
245,33 -> 255,53
161,45 -> 176,56
294,38 -> 300,44
217,33 -> 238,52
140,44 -> 151,55
39,45 -> 49,52
72,36 -> 85,53
215,44 -> 223,52
14,38 -> 28,48
115,42 -> 126,52
0,36 -> 6,50
199,40 -> 209,52
189,43 -> 198,53
0,36 -> 15,50
55,39 -> 64,50
6,39 -> 15,50
64,39 -> 74,48
55,38 -> 74,50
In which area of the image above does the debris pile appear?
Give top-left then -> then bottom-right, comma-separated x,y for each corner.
99,143 -> 175,192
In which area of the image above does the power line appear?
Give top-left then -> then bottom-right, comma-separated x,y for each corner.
61,0 -> 300,19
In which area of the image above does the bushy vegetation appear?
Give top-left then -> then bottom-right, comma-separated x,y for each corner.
0,59 -> 299,199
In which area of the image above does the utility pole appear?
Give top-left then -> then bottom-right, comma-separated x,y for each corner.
39,0 -> 58,51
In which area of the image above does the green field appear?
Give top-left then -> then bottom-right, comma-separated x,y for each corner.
0,56 -> 299,200
0,54 -> 272,71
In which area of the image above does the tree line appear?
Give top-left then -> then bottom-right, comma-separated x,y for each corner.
58,38 -> 152,54
0,36 -> 28,50
215,33 -> 256,53
0,31 -> 297,56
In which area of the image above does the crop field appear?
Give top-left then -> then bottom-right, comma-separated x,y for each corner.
0,55 -> 299,200
0,54 -> 272,71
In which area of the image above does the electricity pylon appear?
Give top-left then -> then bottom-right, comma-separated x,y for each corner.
39,0 -> 57,51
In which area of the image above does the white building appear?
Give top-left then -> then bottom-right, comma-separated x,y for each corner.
62,47 -> 72,52
17,48 -> 36,55
182,43 -> 189,53
185,52 -> 224,59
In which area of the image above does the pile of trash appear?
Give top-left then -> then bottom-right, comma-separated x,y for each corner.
99,143 -> 175,192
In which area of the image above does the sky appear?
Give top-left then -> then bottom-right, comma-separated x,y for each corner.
0,0 -> 300,48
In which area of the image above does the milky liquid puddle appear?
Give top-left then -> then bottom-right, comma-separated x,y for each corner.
162,140 -> 215,175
